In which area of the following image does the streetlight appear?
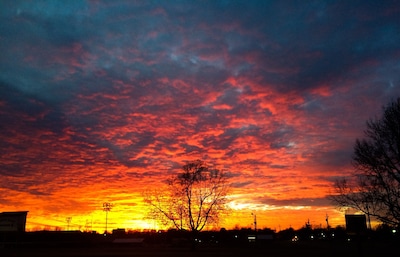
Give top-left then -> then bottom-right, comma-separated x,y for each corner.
103,202 -> 112,234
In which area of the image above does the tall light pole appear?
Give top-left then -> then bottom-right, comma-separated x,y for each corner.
103,202 -> 112,234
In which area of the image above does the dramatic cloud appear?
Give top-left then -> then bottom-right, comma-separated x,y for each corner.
1,0 -> 399,231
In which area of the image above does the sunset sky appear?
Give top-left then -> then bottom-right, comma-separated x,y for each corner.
1,0 -> 400,232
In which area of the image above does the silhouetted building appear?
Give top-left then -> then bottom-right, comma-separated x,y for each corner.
0,211 -> 28,232
112,228 -> 126,235
345,214 -> 367,235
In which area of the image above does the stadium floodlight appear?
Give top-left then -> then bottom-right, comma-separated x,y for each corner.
103,202 -> 112,234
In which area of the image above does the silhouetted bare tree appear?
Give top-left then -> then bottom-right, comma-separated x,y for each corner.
144,159 -> 229,233
331,98 -> 400,228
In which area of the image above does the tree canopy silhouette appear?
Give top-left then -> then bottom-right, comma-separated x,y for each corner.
331,98 -> 400,228
144,159 -> 229,232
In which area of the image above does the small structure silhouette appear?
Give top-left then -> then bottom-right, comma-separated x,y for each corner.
0,211 -> 28,232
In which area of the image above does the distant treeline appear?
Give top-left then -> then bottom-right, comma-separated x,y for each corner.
1,225 -> 398,249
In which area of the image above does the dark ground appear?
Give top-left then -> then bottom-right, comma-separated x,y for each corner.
1,240 -> 397,257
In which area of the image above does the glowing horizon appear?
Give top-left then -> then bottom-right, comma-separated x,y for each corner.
1,1 -> 399,233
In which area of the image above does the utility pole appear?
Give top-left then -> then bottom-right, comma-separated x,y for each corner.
326,213 -> 330,229
251,213 -> 257,232
103,202 -> 112,234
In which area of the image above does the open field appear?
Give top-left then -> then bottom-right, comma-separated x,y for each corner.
1,240 -> 397,257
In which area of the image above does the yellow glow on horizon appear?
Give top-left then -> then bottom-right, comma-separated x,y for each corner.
23,203 -> 346,232
20,191 -> 348,233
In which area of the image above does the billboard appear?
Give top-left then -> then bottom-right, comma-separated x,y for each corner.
0,211 -> 28,232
